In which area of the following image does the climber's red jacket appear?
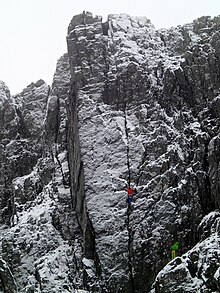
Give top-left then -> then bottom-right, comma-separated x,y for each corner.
127,187 -> 136,197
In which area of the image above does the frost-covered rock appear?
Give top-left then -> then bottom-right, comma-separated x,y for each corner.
66,11 -> 220,292
14,79 -> 49,138
0,65 -> 82,292
0,258 -> 17,293
151,211 -> 220,293
0,81 -> 18,139
0,11 -> 220,293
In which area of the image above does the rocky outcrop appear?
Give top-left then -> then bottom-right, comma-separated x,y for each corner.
0,80 -> 48,227
0,258 -> 17,293
0,75 -> 84,292
0,11 -> 220,293
66,12 -> 220,292
151,211 -> 220,293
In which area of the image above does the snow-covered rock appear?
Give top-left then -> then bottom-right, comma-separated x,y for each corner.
66,12 -> 220,292
151,211 -> 220,292
0,11 -> 220,293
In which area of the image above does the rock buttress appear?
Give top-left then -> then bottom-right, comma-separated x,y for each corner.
66,12 -> 220,293
0,57 -> 84,292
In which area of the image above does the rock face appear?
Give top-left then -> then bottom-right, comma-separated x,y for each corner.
66,12 -> 220,292
0,11 -> 220,293
151,211 -> 220,293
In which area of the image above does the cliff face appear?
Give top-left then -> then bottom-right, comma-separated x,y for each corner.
0,61 -> 83,293
66,12 -> 220,293
0,11 -> 220,293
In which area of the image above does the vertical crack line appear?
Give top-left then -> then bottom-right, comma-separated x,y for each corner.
123,102 -> 135,293
54,95 -> 60,145
55,144 -> 67,186
126,208 -> 135,293
53,96 -> 68,186
124,103 -> 131,188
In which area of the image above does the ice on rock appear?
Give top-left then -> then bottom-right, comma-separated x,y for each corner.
0,11 -> 220,293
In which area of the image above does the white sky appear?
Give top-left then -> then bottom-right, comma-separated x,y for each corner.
0,0 -> 220,95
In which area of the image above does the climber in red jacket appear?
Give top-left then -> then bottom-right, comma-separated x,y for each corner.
127,186 -> 137,205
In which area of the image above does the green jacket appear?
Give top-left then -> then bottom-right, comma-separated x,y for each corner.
170,242 -> 180,251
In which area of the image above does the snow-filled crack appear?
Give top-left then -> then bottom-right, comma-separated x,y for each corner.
124,109 -> 131,188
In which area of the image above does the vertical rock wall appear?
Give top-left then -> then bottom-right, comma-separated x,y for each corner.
0,11 -> 219,293
66,12 -> 220,292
